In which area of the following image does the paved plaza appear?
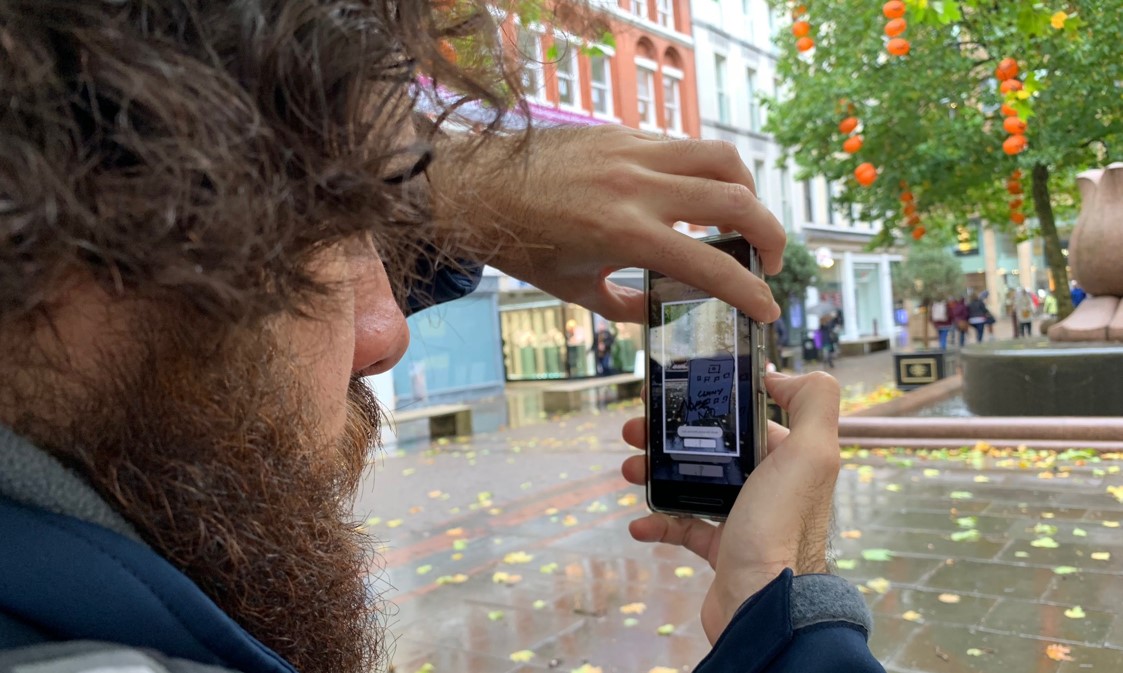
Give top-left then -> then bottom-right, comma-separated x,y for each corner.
358,398 -> 1123,673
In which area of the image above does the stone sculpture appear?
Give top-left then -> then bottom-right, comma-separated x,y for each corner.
1049,162 -> 1123,342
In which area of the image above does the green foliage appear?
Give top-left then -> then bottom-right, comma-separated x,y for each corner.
764,0 -> 1123,243
766,241 -> 818,311
891,244 -> 964,303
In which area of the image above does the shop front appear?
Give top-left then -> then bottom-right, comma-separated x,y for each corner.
499,286 -> 643,381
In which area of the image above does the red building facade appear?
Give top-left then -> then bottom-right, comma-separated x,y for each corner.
501,0 -> 700,137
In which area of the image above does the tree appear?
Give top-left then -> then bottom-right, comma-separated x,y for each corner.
891,243 -> 965,347
765,0 -> 1123,320
766,241 -> 817,366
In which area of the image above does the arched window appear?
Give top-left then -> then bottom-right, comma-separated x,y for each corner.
635,40 -> 658,129
662,48 -> 684,133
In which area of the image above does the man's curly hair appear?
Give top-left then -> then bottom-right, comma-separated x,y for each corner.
0,0 -> 515,324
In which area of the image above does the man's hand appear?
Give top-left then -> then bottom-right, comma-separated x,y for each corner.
619,372 -> 841,644
427,125 -> 786,324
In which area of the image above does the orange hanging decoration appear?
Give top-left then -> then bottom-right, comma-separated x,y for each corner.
842,135 -> 864,154
792,21 -> 811,38
1001,103 -> 1019,117
838,117 -> 859,134
1000,79 -> 1023,94
906,213 -> 922,227
792,4 -> 808,18
1009,198 -> 1024,210
1007,181 -> 1023,195
884,18 -> 907,37
796,37 -> 815,52
1010,211 -> 1026,225
903,202 -> 917,216
887,38 -> 910,56
900,191 -> 914,202
1003,135 -> 1027,155
882,0 -> 906,19
912,226 -> 926,240
994,58 -> 1019,82
1003,117 -> 1027,135
1011,169 -> 1023,180
855,162 -> 878,186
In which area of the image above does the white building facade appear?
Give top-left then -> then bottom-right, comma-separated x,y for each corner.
689,0 -> 900,344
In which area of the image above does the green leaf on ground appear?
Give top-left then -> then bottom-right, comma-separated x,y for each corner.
488,610 -> 505,621
836,559 -> 858,570
532,599 -> 548,610
862,549 -> 894,562
949,491 -> 973,500
416,565 -> 433,575
956,516 -> 978,529
1031,537 -> 1060,549
1053,566 -> 1079,575
1064,606 -> 1086,619
656,624 -> 675,636
950,529 -> 981,542
966,649 -> 984,657
1073,528 -> 1088,537
509,650 -> 535,663
623,617 -> 639,627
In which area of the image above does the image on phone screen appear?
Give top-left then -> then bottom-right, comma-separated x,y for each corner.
648,277 -> 757,489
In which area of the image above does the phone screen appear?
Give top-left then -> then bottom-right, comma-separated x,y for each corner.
646,237 -> 762,516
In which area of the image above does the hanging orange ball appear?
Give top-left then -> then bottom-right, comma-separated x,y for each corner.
842,135 -> 864,154
792,4 -> 808,18
1003,117 -> 1027,135
1003,135 -> 1027,155
906,214 -> 921,227
1011,169 -> 1023,180
838,116 -> 859,134
900,191 -> 915,202
792,21 -> 811,38
883,0 -> 906,19
887,38 -> 910,56
1000,79 -> 1023,94
1010,198 -> 1024,210
1010,211 -> 1026,225
796,37 -> 815,52
1007,181 -> 1023,195
1001,103 -> 1019,117
994,58 -> 1019,82
855,162 -> 878,186
912,226 -> 926,240
903,202 -> 917,216
884,18 -> 907,37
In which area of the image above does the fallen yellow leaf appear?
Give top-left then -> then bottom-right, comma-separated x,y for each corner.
902,610 -> 923,623
503,551 -> 534,564
1045,643 -> 1074,662
1103,521 -> 1120,528
840,530 -> 862,539
509,650 -> 535,663
937,593 -> 962,604
491,571 -> 523,585
617,493 -> 639,507
620,602 -> 647,615
866,578 -> 891,594
386,519 -> 404,529
562,515 -> 579,527
445,527 -> 464,537
1091,552 -> 1111,561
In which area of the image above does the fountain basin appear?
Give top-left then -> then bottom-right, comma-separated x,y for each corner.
961,338 -> 1123,416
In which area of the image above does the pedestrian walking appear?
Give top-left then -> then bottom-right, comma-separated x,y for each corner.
1014,288 -> 1035,337
950,296 -> 970,347
930,297 -> 953,351
967,293 -> 992,343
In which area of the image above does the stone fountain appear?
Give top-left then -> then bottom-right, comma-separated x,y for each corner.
961,163 -> 1123,416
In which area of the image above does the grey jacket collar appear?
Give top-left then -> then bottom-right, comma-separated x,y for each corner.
0,425 -> 144,544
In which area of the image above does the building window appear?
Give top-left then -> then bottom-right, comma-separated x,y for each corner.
714,54 -> 730,125
826,182 -> 836,224
554,36 -> 580,108
636,64 -> 656,127
742,0 -> 750,16
631,0 -> 646,19
656,0 -> 673,28
589,53 -> 613,117
516,28 -> 544,101
753,159 -> 767,203
804,179 -> 815,223
746,68 -> 760,132
663,70 -> 682,133
780,167 -> 792,229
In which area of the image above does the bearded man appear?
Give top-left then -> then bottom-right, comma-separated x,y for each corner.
0,2 -> 882,673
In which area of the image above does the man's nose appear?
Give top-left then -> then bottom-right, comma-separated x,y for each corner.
351,257 -> 410,377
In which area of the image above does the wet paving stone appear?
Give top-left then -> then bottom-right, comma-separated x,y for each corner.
891,623 -> 1062,673
981,598 -> 1115,645
367,407 -> 1123,673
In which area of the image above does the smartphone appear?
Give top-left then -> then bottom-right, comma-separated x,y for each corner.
644,233 -> 767,519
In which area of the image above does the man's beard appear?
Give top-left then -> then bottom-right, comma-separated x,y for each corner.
23,323 -> 386,673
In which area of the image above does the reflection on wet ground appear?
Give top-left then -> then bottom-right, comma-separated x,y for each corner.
361,405 -> 1123,673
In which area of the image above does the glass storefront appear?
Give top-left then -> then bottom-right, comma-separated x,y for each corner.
499,292 -> 644,381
